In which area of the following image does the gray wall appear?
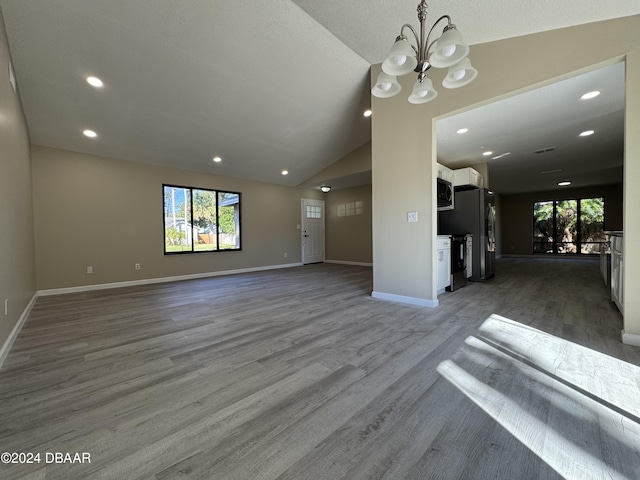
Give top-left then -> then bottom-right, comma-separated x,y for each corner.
0,9 -> 36,352
325,184 -> 372,264
501,183 -> 623,255
32,145 -> 322,291
371,15 -> 640,338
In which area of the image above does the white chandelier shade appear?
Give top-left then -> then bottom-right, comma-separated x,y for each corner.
371,1 -> 477,104
372,71 -> 402,98
408,77 -> 438,104
381,37 -> 418,76
428,27 -> 470,68
442,57 -> 478,89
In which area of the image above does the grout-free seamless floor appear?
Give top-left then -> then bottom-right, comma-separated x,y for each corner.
0,257 -> 637,479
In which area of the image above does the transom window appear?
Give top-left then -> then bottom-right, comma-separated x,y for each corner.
306,205 -> 322,219
163,184 -> 241,254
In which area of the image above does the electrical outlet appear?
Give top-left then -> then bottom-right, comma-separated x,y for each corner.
408,211 -> 418,223
87,266 -> 93,274
135,263 -> 141,270
283,252 -> 287,258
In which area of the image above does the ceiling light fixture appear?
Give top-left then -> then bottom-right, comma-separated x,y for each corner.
363,109 -> 372,117
86,76 -> 103,88
558,181 -> 572,186
456,128 -> 469,134
580,90 -> 600,100
491,152 -> 511,160
482,151 -> 493,156
83,129 -> 97,138
213,156 -> 222,163
579,129 -> 595,137
320,186 -> 331,193
371,1 -> 477,104
281,170 -> 289,176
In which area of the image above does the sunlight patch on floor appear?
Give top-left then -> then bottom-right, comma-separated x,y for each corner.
437,314 -> 640,480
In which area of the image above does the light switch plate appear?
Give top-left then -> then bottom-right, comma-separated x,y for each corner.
408,211 -> 418,223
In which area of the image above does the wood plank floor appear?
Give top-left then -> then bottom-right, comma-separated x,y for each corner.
0,257 -> 638,479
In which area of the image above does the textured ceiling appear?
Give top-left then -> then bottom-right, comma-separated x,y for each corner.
1,1 -> 639,191
0,0 -> 371,187
437,62 -> 625,194
293,0 -> 640,64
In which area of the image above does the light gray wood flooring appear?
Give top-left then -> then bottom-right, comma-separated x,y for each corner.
0,257 -> 638,479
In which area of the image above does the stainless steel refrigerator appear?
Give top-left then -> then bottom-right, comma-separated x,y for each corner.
439,188 -> 496,281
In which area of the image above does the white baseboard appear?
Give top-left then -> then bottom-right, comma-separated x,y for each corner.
371,291 -> 438,308
325,260 -> 373,267
38,262 -> 304,297
622,330 -> 640,347
0,292 -> 38,370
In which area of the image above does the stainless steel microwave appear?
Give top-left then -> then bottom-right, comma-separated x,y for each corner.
437,178 -> 454,210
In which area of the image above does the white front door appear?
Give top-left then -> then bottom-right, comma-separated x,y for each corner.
301,198 -> 325,264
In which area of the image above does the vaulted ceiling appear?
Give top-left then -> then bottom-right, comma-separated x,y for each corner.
1,1 -> 639,192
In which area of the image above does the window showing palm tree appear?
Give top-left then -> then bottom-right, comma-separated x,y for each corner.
555,200 -> 577,254
533,197 -> 604,255
533,201 -> 553,253
580,197 -> 605,254
163,184 -> 241,254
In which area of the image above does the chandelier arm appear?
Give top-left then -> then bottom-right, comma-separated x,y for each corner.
425,38 -> 440,61
422,14 -> 452,59
400,23 -> 421,55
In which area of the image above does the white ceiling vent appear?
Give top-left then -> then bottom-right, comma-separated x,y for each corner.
535,146 -> 556,154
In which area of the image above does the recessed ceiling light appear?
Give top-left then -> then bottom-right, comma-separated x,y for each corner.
456,128 -> 469,134
580,90 -> 600,100
213,156 -> 222,163
86,76 -> 104,88
363,109 -> 372,117
579,129 -> 595,137
83,129 -> 97,138
482,151 -> 493,156
281,170 -> 289,176
558,181 -> 572,186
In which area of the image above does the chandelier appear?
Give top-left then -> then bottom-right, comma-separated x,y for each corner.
371,0 -> 477,104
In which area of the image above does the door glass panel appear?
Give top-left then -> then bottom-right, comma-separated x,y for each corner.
533,201 -> 553,253
555,200 -> 577,254
533,197 -> 605,255
306,205 -> 321,218
580,197 -> 605,254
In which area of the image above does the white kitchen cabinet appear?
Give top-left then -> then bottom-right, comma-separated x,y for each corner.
436,163 -> 454,183
437,235 -> 451,294
466,235 -> 472,279
453,167 -> 484,189
611,234 -> 624,314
